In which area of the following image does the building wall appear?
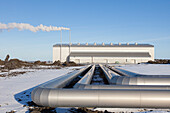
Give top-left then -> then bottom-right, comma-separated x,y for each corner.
70,56 -> 151,64
53,46 -> 70,62
53,46 -> 154,64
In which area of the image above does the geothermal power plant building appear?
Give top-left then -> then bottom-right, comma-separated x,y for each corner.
53,43 -> 154,64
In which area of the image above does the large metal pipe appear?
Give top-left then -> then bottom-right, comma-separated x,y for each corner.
106,65 -> 170,77
74,65 -> 95,88
111,76 -> 170,85
100,65 -> 170,85
32,88 -> 170,108
31,65 -> 91,106
32,64 -> 170,108
35,65 -> 91,89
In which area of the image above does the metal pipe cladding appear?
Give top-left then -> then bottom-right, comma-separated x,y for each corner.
32,88 -> 170,108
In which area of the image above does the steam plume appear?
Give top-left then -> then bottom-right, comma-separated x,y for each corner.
0,22 -> 70,32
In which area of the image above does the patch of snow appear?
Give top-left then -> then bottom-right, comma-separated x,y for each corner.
0,67 -> 80,113
1,64 -> 170,113
117,64 -> 170,75
65,66 -> 86,70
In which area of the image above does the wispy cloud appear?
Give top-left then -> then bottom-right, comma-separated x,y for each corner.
0,22 -> 70,32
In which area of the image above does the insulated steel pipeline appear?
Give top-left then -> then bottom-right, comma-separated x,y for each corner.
74,65 -> 95,88
39,65 -> 91,88
32,64 -> 170,108
79,84 -> 170,90
106,65 -> 170,78
107,66 -> 130,77
32,88 -> 170,108
100,64 -> 170,85
31,65 -> 91,104
110,76 -> 170,85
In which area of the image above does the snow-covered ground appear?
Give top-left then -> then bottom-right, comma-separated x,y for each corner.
0,66 -> 83,113
1,64 -> 170,113
117,64 -> 170,75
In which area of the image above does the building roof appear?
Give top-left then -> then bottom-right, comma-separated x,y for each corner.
70,52 -> 151,57
53,43 -> 154,47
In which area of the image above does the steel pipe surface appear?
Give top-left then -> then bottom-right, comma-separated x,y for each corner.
99,64 -> 120,84
32,88 -> 170,108
32,64 -> 170,108
39,65 -> 91,88
108,66 -> 130,77
80,84 -> 170,90
74,65 -> 95,88
110,76 -> 170,85
101,65 -> 170,85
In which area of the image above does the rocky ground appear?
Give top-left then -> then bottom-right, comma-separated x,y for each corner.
148,59 -> 170,64
0,54 -> 81,78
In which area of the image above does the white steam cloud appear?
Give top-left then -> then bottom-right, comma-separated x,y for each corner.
0,22 -> 70,32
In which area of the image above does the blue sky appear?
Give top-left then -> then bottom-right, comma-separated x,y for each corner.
0,0 -> 170,61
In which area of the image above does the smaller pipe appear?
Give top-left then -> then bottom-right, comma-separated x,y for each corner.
81,84 -> 170,90
101,65 -> 170,86
38,65 -> 91,88
74,65 -> 95,88
113,76 -> 170,85
108,66 -> 130,77
99,64 -> 120,84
